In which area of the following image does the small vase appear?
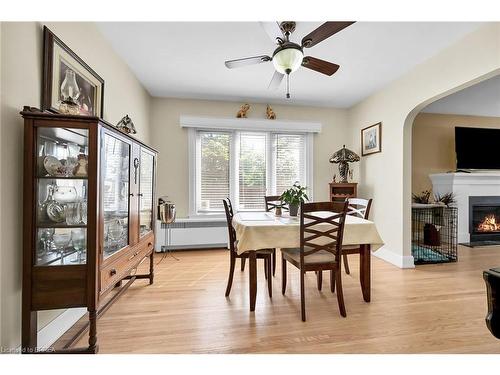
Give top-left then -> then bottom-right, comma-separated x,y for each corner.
289,203 -> 299,217
275,206 -> 282,216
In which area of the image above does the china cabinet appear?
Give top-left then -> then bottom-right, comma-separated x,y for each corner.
21,108 -> 157,353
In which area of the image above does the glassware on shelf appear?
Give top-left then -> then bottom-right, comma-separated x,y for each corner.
52,232 -> 71,264
38,228 -> 55,262
70,229 -> 86,263
38,183 -> 56,223
39,183 -> 66,224
53,185 -> 78,204
66,143 -> 80,175
107,219 -> 124,251
65,203 -> 81,225
102,134 -> 130,258
45,140 -> 57,156
79,200 -> 88,224
46,201 -> 66,223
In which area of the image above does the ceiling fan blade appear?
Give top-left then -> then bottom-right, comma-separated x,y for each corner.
225,55 -> 271,69
301,21 -> 355,48
260,21 -> 284,44
302,56 -> 340,76
268,71 -> 284,90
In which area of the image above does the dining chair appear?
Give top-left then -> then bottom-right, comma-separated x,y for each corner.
342,198 -> 372,274
240,195 -> 287,276
223,198 -> 273,300
281,200 -> 349,321
264,195 -> 289,212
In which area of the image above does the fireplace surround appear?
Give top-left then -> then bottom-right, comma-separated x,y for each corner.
469,196 -> 500,243
430,172 -> 500,243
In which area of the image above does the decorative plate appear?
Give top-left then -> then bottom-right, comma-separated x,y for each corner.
43,156 -> 62,176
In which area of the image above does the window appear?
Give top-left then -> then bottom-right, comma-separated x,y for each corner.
198,131 -> 230,212
191,129 -> 312,215
239,133 -> 267,210
273,133 -> 306,196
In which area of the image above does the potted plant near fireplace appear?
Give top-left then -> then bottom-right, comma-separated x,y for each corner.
280,182 -> 309,216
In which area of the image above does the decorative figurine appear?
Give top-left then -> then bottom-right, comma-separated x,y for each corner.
116,115 -> 137,134
236,104 -> 250,118
332,174 -> 337,183
266,105 -> 276,120
73,154 -> 88,177
329,145 -> 360,183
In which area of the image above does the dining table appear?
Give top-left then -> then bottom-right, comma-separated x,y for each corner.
232,211 -> 384,311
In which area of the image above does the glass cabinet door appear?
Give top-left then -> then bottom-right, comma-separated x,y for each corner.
36,126 -> 89,266
139,149 -> 154,237
102,133 -> 130,259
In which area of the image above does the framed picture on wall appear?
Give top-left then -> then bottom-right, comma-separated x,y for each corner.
361,122 -> 382,156
42,26 -> 104,117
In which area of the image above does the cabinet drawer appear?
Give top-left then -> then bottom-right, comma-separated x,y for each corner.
100,235 -> 154,293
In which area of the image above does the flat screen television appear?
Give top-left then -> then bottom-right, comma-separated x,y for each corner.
455,126 -> 500,170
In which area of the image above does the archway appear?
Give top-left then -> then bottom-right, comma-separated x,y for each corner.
402,70 -> 500,265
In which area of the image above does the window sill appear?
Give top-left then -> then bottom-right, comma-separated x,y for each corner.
188,213 -> 226,220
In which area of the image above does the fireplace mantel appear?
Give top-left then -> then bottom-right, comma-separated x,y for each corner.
430,172 -> 500,242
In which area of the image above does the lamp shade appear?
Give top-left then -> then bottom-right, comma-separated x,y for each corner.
272,47 -> 304,74
329,145 -> 360,164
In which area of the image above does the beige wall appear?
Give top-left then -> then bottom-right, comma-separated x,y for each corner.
150,98 -> 349,217
412,113 -> 500,193
346,23 -> 500,267
1,20 -> 500,348
0,22 -> 152,349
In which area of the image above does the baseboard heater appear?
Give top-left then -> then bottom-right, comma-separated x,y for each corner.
154,219 -> 228,251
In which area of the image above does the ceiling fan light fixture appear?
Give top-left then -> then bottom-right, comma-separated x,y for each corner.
272,45 -> 304,75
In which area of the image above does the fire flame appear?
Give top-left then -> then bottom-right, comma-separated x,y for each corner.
477,214 -> 500,232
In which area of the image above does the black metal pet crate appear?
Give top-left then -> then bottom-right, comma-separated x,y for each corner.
411,205 -> 458,264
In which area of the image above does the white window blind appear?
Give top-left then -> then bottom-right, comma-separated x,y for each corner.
193,129 -> 311,216
198,131 -> 230,212
238,133 -> 267,211
273,133 -> 306,196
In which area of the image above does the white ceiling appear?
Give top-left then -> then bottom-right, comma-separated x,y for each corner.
96,22 -> 483,108
422,74 -> 500,117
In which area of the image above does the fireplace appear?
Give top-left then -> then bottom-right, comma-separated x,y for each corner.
469,196 -> 500,243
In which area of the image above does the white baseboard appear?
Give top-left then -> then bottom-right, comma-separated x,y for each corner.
37,308 -> 87,349
373,246 -> 415,269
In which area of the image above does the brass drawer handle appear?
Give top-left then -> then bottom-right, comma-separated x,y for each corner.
110,268 -> 117,276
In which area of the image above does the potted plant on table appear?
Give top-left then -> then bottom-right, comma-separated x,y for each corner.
280,182 -> 309,216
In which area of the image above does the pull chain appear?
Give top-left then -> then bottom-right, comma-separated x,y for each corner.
286,72 -> 290,99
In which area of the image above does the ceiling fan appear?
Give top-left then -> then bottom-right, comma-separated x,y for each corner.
224,21 -> 355,98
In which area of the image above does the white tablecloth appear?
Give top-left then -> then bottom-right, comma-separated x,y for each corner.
232,212 -> 384,255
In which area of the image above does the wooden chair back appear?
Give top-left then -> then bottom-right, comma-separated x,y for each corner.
223,198 -> 237,252
347,198 -> 372,219
299,201 -> 349,266
264,195 -> 288,212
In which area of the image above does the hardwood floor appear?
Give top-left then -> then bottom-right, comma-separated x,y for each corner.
73,246 -> 500,353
